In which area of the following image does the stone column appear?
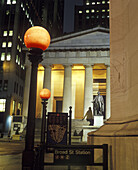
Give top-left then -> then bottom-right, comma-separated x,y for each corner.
106,65 -> 110,119
43,65 -> 52,112
22,64 -> 31,117
62,65 -> 72,113
84,65 -> 93,115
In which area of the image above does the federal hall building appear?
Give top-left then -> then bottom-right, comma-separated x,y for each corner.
23,27 -> 110,120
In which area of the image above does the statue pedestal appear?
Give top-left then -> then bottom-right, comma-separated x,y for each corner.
94,116 -> 104,127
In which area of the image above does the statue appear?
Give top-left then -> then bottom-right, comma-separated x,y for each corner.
82,107 -> 94,126
92,91 -> 104,116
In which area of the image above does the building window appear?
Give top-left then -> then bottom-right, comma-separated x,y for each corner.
1,53 -> 5,61
12,100 -> 16,115
86,2 -> 89,5
6,10 -> 10,15
3,80 -> 8,91
86,10 -> 89,13
102,1 -> 106,4
3,31 -> 8,36
16,55 -> 18,63
86,16 -> 90,19
79,11 -> 82,14
18,56 -> 20,65
2,42 -> 6,48
0,80 -> 2,91
9,30 -> 13,36
96,10 -> 99,13
8,42 -> 12,48
12,0 -> 16,4
91,9 -> 95,13
7,0 -> 11,4
102,15 -> 105,18
102,9 -> 106,12
0,99 -> 6,112
92,2 -> 95,5
97,2 -> 100,4
6,53 -> 11,61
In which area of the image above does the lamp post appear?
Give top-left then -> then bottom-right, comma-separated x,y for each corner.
39,88 -> 51,169
22,26 -> 50,170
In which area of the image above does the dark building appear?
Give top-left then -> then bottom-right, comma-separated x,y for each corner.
74,0 -> 109,32
0,0 -> 64,133
0,0 -> 44,132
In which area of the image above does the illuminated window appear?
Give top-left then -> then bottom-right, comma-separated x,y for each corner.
102,9 -> 105,12
97,15 -> 99,18
7,0 -> 11,4
8,42 -> 12,48
3,31 -> 8,36
79,11 -> 82,14
12,0 -> 16,4
6,10 -> 10,15
18,57 -> 20,65
91,16 -> 95,18
9,30 -> 13,36
16,55 -> 18,63
3,80 -> 8,91
19,47 -> 21,52
1,53 -> 5,61
107,15 -> 109,18
91,9 -> 95,13
92,2 -> 95,5
17,45 -> 19,50
0,99 -> 6,112
97,2 -> 100,4
102,15 -> 105,18
96,10 -> 99,13
86,10 -> 89,13
107,1 -> 110,3
6,53 -> 11,61
2,42 -> 6,48
102,1 -> 105,4
12,101 -> 16,115
86,2 -> 89,5
107,9 -> 110,12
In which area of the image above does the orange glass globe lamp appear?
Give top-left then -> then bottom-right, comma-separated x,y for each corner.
40,88 -> 51,100
24,26 -> 50,51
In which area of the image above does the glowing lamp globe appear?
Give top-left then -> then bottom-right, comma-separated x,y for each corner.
24,26 -> 50,51
40,88 -> 51,100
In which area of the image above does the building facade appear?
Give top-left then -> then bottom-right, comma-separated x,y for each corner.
74,0 -> 109,32
0,0 -> 43,132
23,27 -> 110,121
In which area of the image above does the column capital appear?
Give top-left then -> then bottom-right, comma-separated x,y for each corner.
63,64 -> 73,68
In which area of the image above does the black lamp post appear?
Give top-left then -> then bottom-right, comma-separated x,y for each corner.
39,88 -> 51,169
22,26 -> 50,170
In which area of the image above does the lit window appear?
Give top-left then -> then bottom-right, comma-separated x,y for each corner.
86,10 -> 89,13
1,53 -> 5,61
92,2 -> 95,5
102,9 -> 105,12
3,31 -> 8,36
19,47 -> 21,52
102,15 -> 105,18
0,99 -> 6,112
96,10 -> 99,13
16,55 -> 18,63
12,0 -> 16,4
21,3 -> 23,7
107,1 -> 110,3
102,1 -> 105,4
86,2 -> 89,5
8,42 -> 12,48
6,53 -> 11,61
107,15 -> 109,18
97,15 -> 99,18
17,45 -> 19,50
97,2 -> 100,4
86,16 -> 90,19
91,16 -> 95,18
2,42 -> 6,48
6,10 -> 10,15
91,9 -> 95,13
27,14 -> 29,18
9,30 -> 13,36
7,0 -> 11,4
18,57 -> 20,65
107,9 -> 110,12
12,100 -> 16,115
23,7 -> 25,11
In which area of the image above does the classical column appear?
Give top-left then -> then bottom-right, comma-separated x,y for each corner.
43,65 -> 52,112
84,65 -> 93,115
106,65 -> 110,119
62,65 -> 72,113
22,64 -> 31,117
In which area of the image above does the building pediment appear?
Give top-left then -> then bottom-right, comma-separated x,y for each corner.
47,27 -> 110,51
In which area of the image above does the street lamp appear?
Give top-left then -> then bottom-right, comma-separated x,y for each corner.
39,88 -> 51,169
22,26 -> 50,170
